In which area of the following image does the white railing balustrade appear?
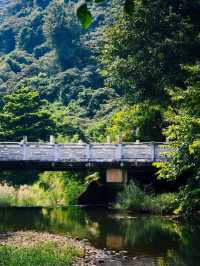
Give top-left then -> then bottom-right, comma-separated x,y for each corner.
0,142 -> 168,163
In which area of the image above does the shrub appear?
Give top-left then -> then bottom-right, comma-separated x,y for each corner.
64,179 -> 86,205
115,181 -> 177,214
153,193 -> 178,214
115,181 -> 155,213
38,171 -> 86,206
174,182 -> 200,216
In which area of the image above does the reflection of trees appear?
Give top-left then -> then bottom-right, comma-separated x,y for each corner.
0,207 -> 100,241
41,207 -> 100,239
168,221 -> 200,266
84,210 -> 200,266
120,216 -> 181,254
84,210 -> 182,254
0,208 -> 200,266
0,207 -> 46,231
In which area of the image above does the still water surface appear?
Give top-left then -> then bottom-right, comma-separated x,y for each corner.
0,207 -> 199,265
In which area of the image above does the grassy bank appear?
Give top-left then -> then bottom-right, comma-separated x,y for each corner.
0,243 -> 80,266
0,232 -> 83,266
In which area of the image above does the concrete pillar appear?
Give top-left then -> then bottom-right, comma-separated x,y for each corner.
106,168 -> 127,183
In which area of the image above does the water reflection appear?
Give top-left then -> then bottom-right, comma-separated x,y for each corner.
0,207 -> 199,266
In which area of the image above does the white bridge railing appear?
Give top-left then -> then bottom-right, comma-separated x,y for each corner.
0,142 -> 169,163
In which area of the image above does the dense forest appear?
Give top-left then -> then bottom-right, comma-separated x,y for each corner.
0,0 -> 121,143
0,0 -> 200,216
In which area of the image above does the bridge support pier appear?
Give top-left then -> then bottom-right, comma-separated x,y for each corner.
106,168 -> 127,184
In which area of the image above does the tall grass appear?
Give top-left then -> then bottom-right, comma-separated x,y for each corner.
0,183 -> 50,207
0,183 -> 17,206
0,242 -> 81,266
0,171 -> 86,207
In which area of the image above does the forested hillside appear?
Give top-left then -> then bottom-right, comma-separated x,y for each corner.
0,0 -> 120,142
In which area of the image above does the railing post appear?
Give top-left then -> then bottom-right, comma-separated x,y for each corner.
22,143 -> 27,160
50,135 -> 55,144
151,142 -> 156,161
115,143 -> 122,161
23,136 -> 27,143
54,144 -> 58,162
21,136 -> 27,161
85,144 -> 90,160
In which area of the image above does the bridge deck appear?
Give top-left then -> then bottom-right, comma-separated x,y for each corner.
0,142 -> 169,170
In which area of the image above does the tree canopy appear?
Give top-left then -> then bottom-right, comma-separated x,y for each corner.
0,87 -> 55,141
100,0 -> 200,102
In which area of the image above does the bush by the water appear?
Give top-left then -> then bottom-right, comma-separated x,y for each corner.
115,181 -> 177,214
115,181 -> 155,212
153,192 -> 178,214
0,242 -> 81,266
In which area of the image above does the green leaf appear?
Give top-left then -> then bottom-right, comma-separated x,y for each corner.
124,0 -> 135,15
76,3 -> 93,29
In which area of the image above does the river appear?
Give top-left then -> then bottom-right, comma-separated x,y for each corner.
0,207 -> 199,265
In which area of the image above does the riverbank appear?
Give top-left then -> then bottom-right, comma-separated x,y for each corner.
0,231 -> 137,266
0,207 -> 199,266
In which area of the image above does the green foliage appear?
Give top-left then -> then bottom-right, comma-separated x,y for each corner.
155,66 -> 200,179
76,3 -> 92,30
174,181 -> 200,216
115,181 -> 156,213
44,1 -> 83,70
0,242 -> 80,266
1,0 -> 200,218
38,171 -> 86,205
85,120 -> 107,142
0,171 -> 86,207
0,0 -> 117,139
75,0 -> 134,29
0,86 -> 55,141
153,65 -> 200,216
0,26 -> 15,53
153,193 -> 178,214
116,181 -> 177,214
107,102 -> 164,142
100,0 -> 200,102
49,102 -> 85,141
